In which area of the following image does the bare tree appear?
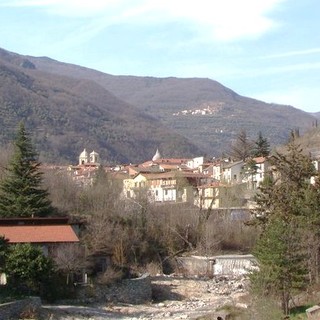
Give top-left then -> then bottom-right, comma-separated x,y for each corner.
52,243 -> 86,285
43,169 -> 81,215
229,129 -> 253,161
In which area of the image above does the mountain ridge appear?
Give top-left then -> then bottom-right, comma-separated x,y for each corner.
0,48 -> 202,163
24,50 -> 316,154
0,47 -> 317,162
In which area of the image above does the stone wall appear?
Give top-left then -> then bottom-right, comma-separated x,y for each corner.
78,273 -> 152,304
0,296 -> 41,320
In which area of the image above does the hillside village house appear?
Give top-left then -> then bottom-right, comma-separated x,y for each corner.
221,160 -> 244,184
210,161 -> 223,180
123,170 -> 215,205
310,150 -> 320,184
242,157 -> 270,190
197,181 -> 221,209
67,148 -> 275,210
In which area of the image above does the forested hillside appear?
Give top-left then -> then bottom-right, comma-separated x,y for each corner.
25,51 -> 317,155
0,47 -> 317,163
0,48 -> 202,164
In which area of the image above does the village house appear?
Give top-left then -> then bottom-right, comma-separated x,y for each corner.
123,170 -> 215,205
220,160 -> 244,184
242,156 -> 270,190
197,181 -> 221,209
310,150 -> 320,184
186,156 -> 204,171
66,148 -> 273,211
210,160 -> 223,180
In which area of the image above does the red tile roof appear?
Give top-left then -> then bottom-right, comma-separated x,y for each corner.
0,225 -> 79,243
253,156 -> 266,164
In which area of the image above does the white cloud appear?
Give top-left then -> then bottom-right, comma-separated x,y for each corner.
1,0 -> 287,42
261,48 -> 320,59
158,0 -> 284,41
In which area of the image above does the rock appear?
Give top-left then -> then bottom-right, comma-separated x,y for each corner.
236,302 -> 248,309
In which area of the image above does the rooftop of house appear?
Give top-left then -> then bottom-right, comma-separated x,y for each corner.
0,225 -> 79,243
136,171 -> 213,180
140,158 -> 190,168
253,156 -> 267,164
0,216 -> 70,225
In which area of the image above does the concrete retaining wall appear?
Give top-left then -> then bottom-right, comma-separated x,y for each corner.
176,255 -> 257,277
213,255 -> 257,276
306,305 -> 320,319
176,256 -> 215,277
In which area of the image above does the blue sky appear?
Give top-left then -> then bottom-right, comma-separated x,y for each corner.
0,0 -> 319,113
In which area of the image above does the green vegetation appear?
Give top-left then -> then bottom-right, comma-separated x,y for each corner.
0,122 -> 56,217
4,243 -> 54,296
252,131 -> 271,157
250,138 -> 320,316
0,52 -> 319,316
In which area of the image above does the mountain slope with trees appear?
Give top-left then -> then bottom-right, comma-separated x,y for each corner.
0,47 -> 317,162
0,48 -> 202,164
23,49 -> 317,156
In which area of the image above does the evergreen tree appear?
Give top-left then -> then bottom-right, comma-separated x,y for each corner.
253,140 -> 316,227
251,217 -> 307,315
0,122 -> 56,217
5,243 -> 54,295
250,139 -> 317,316
252,131 -> 270,157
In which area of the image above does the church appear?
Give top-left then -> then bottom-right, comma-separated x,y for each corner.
78,148 -> 100,166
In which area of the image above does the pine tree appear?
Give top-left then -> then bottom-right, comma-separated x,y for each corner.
0,122 -> 56,217
252,131 -> 270,157
253,140 -> 316,226
250,139 -> 317,315
251,217 -> 307,315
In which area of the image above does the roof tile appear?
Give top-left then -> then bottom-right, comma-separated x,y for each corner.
0,225 -> 79,243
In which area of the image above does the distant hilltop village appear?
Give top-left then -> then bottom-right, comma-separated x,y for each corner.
172,101 -> 224,116
56,147 -> 293,213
